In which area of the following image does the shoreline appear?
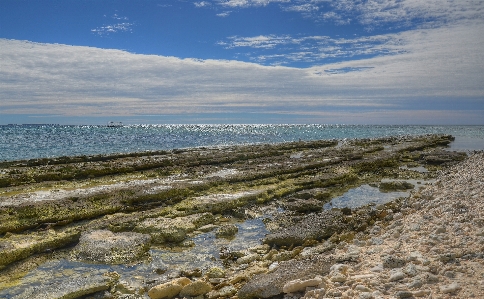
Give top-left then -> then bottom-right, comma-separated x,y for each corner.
0,134 -> 478,298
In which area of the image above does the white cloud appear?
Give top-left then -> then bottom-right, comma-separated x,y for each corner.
283,3 -> 319,13
210,0 -> 483,30
217,0 -> 484,66
219,0 -> 289,8
194,1 -> 211,8
309,22 -> 484,98
355,0 -> 484,27
217,11 -> 232,17
0,20 -> 483,123
221,35 -> 293,48
263,0 -> 484,30
219,33 -> 409,65
91,22 -> 134,36
112,13 -> 129,20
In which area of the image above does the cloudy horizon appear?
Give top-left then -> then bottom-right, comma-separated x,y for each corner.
0,0 -> 483,125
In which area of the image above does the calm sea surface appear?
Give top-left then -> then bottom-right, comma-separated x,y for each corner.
1,124 -> 483,161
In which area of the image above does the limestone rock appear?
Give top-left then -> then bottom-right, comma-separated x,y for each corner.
395,290 -> 413,298
179,280 -> 212,297
215,224 -> 238,239
207,285 -> 237,299
283,198 -> 324,213
379,181 -> 414,192
148,277 -> 191,299
237,256 -> 334,299
382,255 -> 406,268
0,260 -> 116,299
237,253 -> 260,264
71,230 -> 151,264
135,213 -> 214,244
439,282 -> 461,294
264,210 -> 346,247
388,270 -> 405,282
283,276 -> 323,293
207,267 -> 226,278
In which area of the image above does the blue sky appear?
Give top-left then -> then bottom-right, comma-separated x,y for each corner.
0,0 -> 483,124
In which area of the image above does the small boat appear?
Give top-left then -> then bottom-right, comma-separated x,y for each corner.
107,121 -> 123,127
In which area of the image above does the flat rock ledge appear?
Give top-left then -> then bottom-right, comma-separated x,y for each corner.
71,230 -> 151,264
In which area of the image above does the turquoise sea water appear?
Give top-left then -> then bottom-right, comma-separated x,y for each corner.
1,124 -> 484,161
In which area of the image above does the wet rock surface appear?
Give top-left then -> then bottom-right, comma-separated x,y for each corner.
134,213 -> 214,244
0,134 -> 478,299
71,230 -> 151,264
0,260 -> 117,299
264,210 -> 347,247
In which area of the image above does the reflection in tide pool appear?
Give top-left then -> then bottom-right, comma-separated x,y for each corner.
324,184 -> 410,210
152,218 -> 268,272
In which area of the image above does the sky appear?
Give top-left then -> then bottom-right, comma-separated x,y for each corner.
0,0 -> 483,125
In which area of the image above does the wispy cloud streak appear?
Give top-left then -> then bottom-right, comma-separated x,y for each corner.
91,14 -> 134,36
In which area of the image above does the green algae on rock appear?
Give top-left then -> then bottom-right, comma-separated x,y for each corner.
71,230 -> 152,264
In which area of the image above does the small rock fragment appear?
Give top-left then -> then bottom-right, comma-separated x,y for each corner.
382,255 -> 406,268
283,276 -> 323,293
395,290 -> 413,298
148,277 -> 191,299
389,270 -> 405,282
208,285 -> 237,299
355,284 -> 372,292
207,267 -> 225,278
179,280 -> 212,297
440,282 -> 461,294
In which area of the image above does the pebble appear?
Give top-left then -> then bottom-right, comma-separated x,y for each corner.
179,280 -> 212,297
394,290 -> 413,298
236,253 -> 259,264
358,292 -> 373,299
355,284 -> 372,292
382,255 -> 406,268
207,285 -> 237,299
403,263 -> 418,277
370,264 -> 384,272
413,289 -> 430,297
330,273 -> 347,282
440,282 -> 462,293
407,278 -> 423,289
283,276 -> 323,293
389,270 -> 405,282
147,277 -> 191,299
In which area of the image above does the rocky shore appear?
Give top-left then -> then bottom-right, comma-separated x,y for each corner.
242,151 -> 484,299
0,134 -> 477,299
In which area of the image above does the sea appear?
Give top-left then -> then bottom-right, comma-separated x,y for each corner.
1,124 -> 484,162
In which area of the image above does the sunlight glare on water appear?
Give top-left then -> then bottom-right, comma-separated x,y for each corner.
0,124 -> 483,161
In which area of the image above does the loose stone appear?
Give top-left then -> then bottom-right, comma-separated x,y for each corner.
389,270 -> 405,282
283,276 -> 323,293
179,280 -> 212,297
355,284 -> 372,292
147,277 -> 191,299
382,255 -> 406,268
395,290 -> 413,298
439,282 -> 461,294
